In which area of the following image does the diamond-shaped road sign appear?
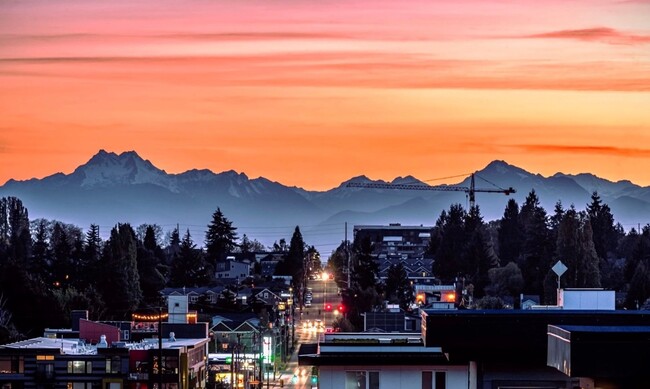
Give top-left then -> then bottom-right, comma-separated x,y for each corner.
552,260 -> 568,277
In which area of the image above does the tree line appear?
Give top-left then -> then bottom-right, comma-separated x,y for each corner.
0,197 -> 312,343
330,190 -> 650,329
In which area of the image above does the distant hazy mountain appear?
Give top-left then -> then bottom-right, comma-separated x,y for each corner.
2,150 -> 650,257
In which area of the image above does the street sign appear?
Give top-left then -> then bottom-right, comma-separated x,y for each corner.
552,260 -> 567,277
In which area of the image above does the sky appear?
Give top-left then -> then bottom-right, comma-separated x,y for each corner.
1,0 -> 649,191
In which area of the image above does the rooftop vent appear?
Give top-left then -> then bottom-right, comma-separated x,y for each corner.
97,334 -> 108,348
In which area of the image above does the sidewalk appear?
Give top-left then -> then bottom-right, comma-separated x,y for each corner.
262,345 -> 301,388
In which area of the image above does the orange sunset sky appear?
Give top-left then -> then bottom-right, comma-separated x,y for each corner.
1,0 -> 649,190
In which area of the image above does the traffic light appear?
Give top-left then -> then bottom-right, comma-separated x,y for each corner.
325,303 -> 332,311
311,375 -> 318,385
337,304 -> 344,313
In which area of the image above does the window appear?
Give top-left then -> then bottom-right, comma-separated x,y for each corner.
106,356 -> 120,374
422,371 -> 446,389
435,372 -> 446,389
345,371 -> 379,389
0,356 -> 24,374
36,363 -> 54,380
67,383 -> 92,389
162,356 -> 179,374
422,372 -> 432,389
68,361 -> 92,374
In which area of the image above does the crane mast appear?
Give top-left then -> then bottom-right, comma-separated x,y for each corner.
346,172 -> 515,209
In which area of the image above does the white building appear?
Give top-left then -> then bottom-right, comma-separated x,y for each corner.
299,332 -> 469,389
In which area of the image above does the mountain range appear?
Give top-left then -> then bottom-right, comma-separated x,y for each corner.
2,149 -> 650,258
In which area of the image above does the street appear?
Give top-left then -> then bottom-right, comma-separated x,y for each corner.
262,274 -> 340,388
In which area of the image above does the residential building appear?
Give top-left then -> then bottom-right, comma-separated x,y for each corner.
353,224 -> 433,280
215,258 -> 250,280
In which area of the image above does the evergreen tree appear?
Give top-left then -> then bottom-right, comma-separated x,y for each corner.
626,258 -> 650,309
623,226 -> 650,308
137,225 -> 167,304
287,226 -> 306,288
586,191 -> 618,260
50,222 -> 73,289
166,226 -> 181,265
518,190 -> 553,301
554,207 -> 601,290
497,199 -> 522,264
463,206 -> 500,298
99,223 -> 142,319
432,204 -> 466,283
30,218 -> 50,281
0,197 -> 31,266
385,263 -> 413,311
170,229 -> 212,287
205,208 -> 238,265
352,236 -> 379,290
327,241 -> 350,284
79,224 -> 103,289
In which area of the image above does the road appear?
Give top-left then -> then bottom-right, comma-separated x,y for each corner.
261,275 -> 340,389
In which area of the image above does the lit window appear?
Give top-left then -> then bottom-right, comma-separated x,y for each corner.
106,356 -> 120,373
67,361 -> 91,374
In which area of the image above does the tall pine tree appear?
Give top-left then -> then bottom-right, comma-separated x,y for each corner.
205,208 -> 238,265
99,223 -> 142,319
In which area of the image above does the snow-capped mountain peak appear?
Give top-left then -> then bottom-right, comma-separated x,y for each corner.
72,150 -> 177,191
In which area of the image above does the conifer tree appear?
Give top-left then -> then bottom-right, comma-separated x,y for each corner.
99,223 -> 142,319
497,199 -> 522,264
171,229 -> 212,287
205,208 -> 238,265
385,263 -> 413,310
518,190 -> 553,300
586,191 -> 619,260
432,204 -> 466,283
287,226 -> 306,287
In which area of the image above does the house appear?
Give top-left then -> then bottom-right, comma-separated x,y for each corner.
159,286 -> 227,305
215,258 -> 250,280
520,294 -> 540,309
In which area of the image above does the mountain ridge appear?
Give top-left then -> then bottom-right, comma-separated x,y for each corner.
2,150 -> 649,257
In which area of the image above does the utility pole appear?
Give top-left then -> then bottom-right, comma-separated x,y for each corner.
158,306 -> 163,389
346,222 -> 350,289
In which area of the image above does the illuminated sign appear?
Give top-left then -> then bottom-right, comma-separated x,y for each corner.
262,336 -> 272,363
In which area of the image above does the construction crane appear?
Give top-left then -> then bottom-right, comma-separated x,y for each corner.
346,172 -> 515,209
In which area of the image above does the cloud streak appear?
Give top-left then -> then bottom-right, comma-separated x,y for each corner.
526,27 -> 650,45
514,144 -> 650,158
